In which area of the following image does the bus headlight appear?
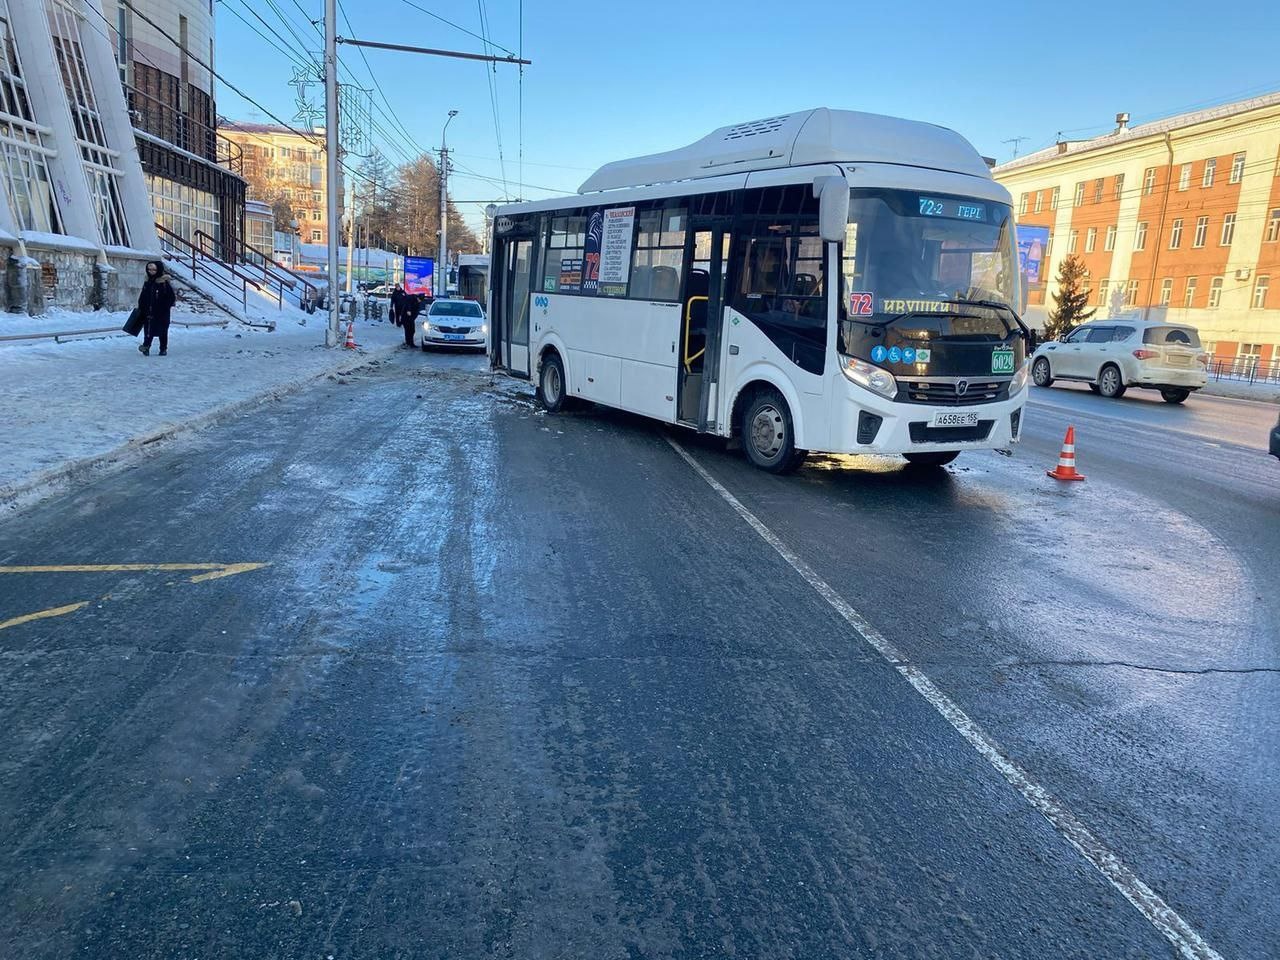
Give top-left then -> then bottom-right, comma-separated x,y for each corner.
841,355 -> 897,399
1007,361 -> 1029,396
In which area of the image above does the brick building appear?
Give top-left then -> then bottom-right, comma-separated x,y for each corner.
219,122 -> 340,248
995,93 -> 1280,369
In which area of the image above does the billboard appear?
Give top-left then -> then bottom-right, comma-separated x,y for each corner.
404,256 -> 434,296
1017,226 -> 1050,288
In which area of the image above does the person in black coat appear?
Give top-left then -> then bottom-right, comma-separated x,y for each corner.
401,293 -> 422,347
137,260 -> 177,356
389,285 -> 405,328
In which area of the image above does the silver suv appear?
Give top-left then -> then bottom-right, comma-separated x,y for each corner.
1031,320 -> 1208,404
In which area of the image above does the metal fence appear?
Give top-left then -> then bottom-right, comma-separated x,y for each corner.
1208,357 -> 1280,385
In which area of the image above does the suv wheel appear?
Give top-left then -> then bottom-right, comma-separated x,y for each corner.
1032,357 -> 1053,388
1160,388 -> 1191,404
1098,364 -> 1126,399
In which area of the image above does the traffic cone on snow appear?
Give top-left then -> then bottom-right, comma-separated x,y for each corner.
343,320 -> 357,350
1047,425 -> 1085,481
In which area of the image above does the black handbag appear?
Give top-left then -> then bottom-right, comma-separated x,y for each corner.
123,308 -> 144,336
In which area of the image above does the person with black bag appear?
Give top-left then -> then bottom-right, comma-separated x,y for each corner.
135,260 -> 177,356
389,284 -> 405,328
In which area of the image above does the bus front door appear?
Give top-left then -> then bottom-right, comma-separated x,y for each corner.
498,238 -> 533,377
680,223 -> 730,430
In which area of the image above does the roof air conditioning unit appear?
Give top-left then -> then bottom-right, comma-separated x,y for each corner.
1235,268 -> 1252,281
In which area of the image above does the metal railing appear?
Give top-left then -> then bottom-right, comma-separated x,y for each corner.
197,230 -> 320,311
125,84 -> 243,175
1208,357 -> 1280,385
157,223 -> 277,312
0,318 -> 230,344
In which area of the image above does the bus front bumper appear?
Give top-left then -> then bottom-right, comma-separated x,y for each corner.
828,387 -> 1027,455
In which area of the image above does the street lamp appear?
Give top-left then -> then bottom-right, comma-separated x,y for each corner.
439,109 -> 458,297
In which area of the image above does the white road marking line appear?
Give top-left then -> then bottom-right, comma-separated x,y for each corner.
664,436 -> 1223,960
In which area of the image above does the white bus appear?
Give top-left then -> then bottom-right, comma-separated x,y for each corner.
487,108 -> 1031,472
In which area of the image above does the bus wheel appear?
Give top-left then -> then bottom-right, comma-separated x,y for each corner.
903,451 -> 960,468
741,389 -> 804,473
537,352 -> 566,412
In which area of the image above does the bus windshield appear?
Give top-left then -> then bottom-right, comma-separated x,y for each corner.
840,189 -> 1019,324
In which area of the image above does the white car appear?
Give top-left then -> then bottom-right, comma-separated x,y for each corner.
1031,320 -> 1208,403
421,298 -> 487,350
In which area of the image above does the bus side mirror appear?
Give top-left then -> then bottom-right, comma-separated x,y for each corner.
815,177 -> 849,243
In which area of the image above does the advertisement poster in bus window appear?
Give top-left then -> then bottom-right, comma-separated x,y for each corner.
403,256 -> 434,296
599,206 -> 636,296
1017,225 -> 1049,288
581,210 -> 603,294
558,256 -> 583,292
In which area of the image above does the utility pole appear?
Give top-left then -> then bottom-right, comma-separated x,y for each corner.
344,173 -> 356,293
439,109 -> 457,298
323,0 -> 340,345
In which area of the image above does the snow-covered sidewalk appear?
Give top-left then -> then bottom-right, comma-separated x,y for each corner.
1201,378 -> 1280,403
1,307 -> 405,507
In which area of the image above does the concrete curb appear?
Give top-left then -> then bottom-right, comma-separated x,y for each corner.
0,342 -> 401,516
1200,381 -> 1280,403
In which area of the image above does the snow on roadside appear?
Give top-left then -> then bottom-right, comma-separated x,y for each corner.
0,313 -> 405,501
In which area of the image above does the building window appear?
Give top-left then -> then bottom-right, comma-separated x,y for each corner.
1074,182 -> 1085,207
1068,229 -> 1078,253
280,146 -> 291,159
1208,277 -> 1224,307
1093,178 -> 1104,203
1046,231 -> 1054,257
1230,152 -> 1245,183
1193,216 -> 1208,248
1113,173 -> 1124,199
1159,278 -> 1173,306
1169,218 -> 1183,249
1034,191 -> 1043,214
1085,227 -> 1097,253
1019,193 -> 1028,215
0,0 -> 64,234
1125,279 -> 1140,306
1178,163 -> 1192,191
1050,186 -> 1060,210
1134,221 -> 1147,250
313,190 -> 321,203
1184,276 -> 1197,308
145,174 -> 220,247
311,209 -> 321,221
1265,208 -> 1280,243
1143,167 -> 1156,195
1254,275 -> 1271,309
1098,279 -> 1110,305
1202,158 -> 1216,188
1237,343 -> 1263,376
46,0 -> 131,245
1104,224 -> 1117,251
1220,213 -> 1236,246
310,229 -> 321,241
282,188 -> 291,199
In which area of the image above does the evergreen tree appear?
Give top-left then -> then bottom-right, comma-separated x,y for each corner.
1046,254 -> 1096,340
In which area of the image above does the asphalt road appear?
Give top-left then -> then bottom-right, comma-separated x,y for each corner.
1,352 -> 1276,959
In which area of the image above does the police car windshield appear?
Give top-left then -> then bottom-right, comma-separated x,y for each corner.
429,300 -> 483,317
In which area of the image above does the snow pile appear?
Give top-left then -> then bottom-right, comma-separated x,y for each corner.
0,310 -> 405,502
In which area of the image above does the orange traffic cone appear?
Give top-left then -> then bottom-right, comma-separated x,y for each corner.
343,320 -> 357,349
1047,425 -> 1085,481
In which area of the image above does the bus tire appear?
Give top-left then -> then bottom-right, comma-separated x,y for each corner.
741,388 -> 804,474
537,351 -> 567,412
903,451 -> 960,468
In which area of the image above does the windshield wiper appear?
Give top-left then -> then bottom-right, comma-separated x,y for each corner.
939,298 -> 1034,341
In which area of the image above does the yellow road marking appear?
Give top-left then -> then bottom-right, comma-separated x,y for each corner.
0,563 -> 269,583
0,601 -> 92,632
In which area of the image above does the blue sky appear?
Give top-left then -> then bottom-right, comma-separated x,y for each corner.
214,0 -> 1280,230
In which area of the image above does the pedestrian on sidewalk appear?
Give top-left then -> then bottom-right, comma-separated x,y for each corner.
390,284 -> 405,328
402,293 -> 422,348
137,260 -> 177,357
